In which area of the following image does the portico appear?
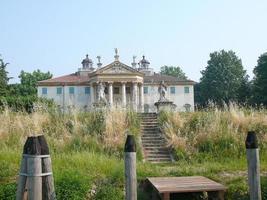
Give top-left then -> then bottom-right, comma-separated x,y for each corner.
90,80 -> 144,111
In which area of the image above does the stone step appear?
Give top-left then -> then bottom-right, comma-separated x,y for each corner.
142,133 -> 162,136
142,134 -> 161,137
140,113 -> 172,163
142,142 -> 167,148
141,121 -> 159,126
141,126 -> 158,128
140,117 -> 157,119
141,136 -> 163,140
146,157 -> 172,161
142,144 -> 167,148
143,146 -> 170,150
142,131 -> 160,134
142,138 -> 166,142
142,127 -> 159,129
142,133 -> 161,136
146,154 -> 171,158
142,133 -> 161,135
146,156 -> 171,160
141,119 -> 157,121
141,127 -> 159,130
142,129 -> 161,132
138,114 -> 157,117
142,139 -> 165,143
142,138 -> 163,141
145,151 -> 170,155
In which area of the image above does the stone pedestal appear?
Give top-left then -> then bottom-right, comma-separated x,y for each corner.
154,100 -> 176,113
93,100 -> 107,111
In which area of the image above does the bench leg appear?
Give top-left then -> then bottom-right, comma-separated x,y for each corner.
162,193 -> 170,200
208,191 -> 224,200
218,191 -> 224,200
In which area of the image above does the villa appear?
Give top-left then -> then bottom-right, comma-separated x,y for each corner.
37,50 -> 195,112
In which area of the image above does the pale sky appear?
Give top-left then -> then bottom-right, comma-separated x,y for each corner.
1,0 -> 267,83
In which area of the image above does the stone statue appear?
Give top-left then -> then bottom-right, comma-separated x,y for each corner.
98,82 -> 107,103
114,48 -> 119,61
133,56 -> 136,63
158,81 -> 167,101
97,56 -> 101,63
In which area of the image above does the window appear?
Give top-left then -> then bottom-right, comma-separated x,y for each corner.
184,86 -> 190,94
170,86 -> 175,94
144,87 -> 148,94
42,88 -> 47,95
69,87 -> 75,94
114,87 -> 120,94
85,87 -> 90,95
126,87 -> 131,94
57,87 -> 62,95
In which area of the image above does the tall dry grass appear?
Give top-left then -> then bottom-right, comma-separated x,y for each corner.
159,103 -> 267,160
0,105 -> 138,155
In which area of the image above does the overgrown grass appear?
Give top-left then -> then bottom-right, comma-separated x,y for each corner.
0,105 -> 267,199
158,104 -> 267,162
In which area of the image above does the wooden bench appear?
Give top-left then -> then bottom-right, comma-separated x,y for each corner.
147,176 -> 227,200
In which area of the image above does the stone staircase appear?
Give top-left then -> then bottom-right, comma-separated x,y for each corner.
139,113 -> 173,163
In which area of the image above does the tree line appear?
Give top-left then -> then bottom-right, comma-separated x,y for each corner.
160,50 -> 267,108
0,55 -> 52,111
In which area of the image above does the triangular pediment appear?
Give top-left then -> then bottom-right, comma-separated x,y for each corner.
92,61 -> 144,76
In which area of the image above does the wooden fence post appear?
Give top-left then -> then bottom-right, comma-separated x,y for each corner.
124,134 -> 137,200
16,135 -> 56,200
246,131 -> 262,200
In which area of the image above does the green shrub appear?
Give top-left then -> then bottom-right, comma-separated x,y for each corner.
0,183 -> 16,200
94,181 -> 124,200
55,170 -> 91,200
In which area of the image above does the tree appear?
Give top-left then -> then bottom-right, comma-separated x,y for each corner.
198,50 -> 248,106
252,52 -> 267,106
160,66 -> 187,79
0,56 -> 10,96
18,69 -> 52,96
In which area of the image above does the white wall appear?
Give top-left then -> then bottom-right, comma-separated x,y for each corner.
38,84 -> 194,112
143,84 -> 194,112
38,86 -> 91,110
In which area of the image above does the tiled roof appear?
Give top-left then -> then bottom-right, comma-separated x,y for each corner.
38,72 -> 195,86
38,73 -> 90,86
144,73 -> 195,85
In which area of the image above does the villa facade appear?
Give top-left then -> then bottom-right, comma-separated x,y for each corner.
37,51 -> 195,112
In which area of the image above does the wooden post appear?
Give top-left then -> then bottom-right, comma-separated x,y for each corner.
16,135 -> 56,200
38,136 -> 56,200
27,155 -> 42,200
246,131 -> 262,200
124,134 -> 137,200
16,156 -> 27,200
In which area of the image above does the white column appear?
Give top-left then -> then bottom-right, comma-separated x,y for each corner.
122,82 -> 126,108
108,82 -> 113,107
132,82 -> 138,111
139,84 -> 144,112
90,83 -> 95,106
